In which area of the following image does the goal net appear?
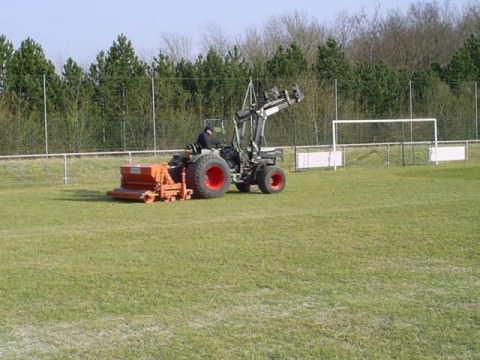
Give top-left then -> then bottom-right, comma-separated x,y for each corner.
332,118 -> 438,170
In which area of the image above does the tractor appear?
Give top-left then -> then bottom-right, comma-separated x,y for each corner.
168,80 -> 304,198
107,80 -> 304,202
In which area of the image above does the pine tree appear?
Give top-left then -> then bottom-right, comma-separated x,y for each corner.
444,34 -> 480,91
7,38 -> 59,112
0,35 -> 13,94
315,38 -> 350,81
58,58 -> 97,152
266,43 -> 308,82
89,34 -> 149,150
6,38 -> 60,153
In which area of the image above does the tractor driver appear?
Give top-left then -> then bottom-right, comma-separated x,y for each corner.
196,123 -> 220,150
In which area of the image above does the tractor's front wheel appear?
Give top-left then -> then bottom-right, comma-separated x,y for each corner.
187,154 -> 231,199
257,166 -> 286,194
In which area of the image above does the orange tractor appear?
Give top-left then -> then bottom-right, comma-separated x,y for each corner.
107,81 -> 304,203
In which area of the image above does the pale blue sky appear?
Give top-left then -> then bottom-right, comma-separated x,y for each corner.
0,0 -> 472,67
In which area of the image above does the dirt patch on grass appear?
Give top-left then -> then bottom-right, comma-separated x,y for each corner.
0,317 -> 173,358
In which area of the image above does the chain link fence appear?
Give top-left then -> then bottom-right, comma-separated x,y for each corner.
0,76 -> 479,186
0,76 -> 478,156
0,141 -> 479,187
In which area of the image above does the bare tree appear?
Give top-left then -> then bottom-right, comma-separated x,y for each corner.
462,0 -> 480,35
404,0 -> 460,67
236,27 -> 265,65
342,0 -> 470,71
346,5 -> 385,64
159,33 -> 192,63
262,16 -> 286,59
332,11 -> 356,49
280,11 -> 328,64
201,23 -> 231,55
238,11 -> 327,66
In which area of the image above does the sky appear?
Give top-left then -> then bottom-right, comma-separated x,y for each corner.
0,0 -> 473,69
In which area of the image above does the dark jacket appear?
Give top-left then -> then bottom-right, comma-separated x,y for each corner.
197,130 -> 219,150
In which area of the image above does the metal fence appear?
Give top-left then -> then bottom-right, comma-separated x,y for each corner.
0,77 -> 479,156
293,140 -> 480,171
0,140 -> 478,187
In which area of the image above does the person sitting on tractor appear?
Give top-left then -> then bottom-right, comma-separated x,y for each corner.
196,123 -> 220,150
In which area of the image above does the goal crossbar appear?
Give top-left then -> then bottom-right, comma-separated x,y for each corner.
332,118 -> 438,170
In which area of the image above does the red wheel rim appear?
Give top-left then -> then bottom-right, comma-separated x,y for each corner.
204,165 -> 225,190
270,172 -> 284,191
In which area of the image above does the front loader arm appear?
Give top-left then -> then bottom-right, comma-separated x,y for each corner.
252,85 -> 304,154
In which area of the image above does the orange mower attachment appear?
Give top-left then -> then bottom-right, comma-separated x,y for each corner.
107,163 -> 193,203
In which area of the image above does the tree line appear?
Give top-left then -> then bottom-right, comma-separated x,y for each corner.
0,0 -> 479,155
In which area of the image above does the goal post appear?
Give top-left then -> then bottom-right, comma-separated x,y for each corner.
332,118 -> 438,170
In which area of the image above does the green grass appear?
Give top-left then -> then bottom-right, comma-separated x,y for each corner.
0,164 -> 479,359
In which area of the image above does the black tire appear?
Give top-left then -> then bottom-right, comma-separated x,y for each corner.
235,183 -> 251,193
168,165 -> 183,183
186,154 -> 231,199
257,166 -> 286,194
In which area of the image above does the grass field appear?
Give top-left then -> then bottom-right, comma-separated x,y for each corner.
0,164 -> 479,359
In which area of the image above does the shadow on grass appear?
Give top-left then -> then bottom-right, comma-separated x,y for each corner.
56,186 -> 267,203
225,185 -> 265,196
57,189 -> 117,203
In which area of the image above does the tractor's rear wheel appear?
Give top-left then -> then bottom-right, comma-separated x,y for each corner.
168,165 -> 183,183
257,166 -> 286,194
186,154 -> 231,199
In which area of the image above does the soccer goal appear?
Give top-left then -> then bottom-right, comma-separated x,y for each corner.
332,118 -> 438,170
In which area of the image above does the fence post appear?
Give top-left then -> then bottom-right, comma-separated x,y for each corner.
475,81 -> 478,140
151,72 -> 157,155
409,80 -> 413,120
409,80 -> 414,165
465,140 -> 469,163
334,79 -> 338,121
293,116 -> 297,172
332,120 -> 337,171
63,154 -> 68,185
43,74 -> 49,157
387,144 -> 390,167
